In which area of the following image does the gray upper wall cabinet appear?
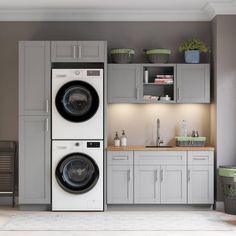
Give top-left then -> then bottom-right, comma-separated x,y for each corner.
177,64 -> 210,103
19,41 -> 51,116
108,63 -> 210,104
108,64 -> 142,103
51,41 -> 105,62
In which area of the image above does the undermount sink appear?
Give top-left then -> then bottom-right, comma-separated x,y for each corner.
145,145 -> 173,148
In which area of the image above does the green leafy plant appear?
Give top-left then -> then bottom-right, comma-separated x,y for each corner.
179,39 -> 209,53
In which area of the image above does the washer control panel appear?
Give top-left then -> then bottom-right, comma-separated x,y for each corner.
87,142 -> 100,148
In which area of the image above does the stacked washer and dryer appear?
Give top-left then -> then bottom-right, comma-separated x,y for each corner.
51,68 -> 104,211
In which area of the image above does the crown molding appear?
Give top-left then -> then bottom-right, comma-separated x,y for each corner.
204,0 -> 236,20
0,8 -> 211,21
0,1 -> 235,21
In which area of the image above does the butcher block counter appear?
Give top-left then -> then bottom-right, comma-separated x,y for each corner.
107,146 -> 215,151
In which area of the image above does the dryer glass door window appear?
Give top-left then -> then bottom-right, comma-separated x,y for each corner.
56,81 -> 99,122
56,153 -> 99,194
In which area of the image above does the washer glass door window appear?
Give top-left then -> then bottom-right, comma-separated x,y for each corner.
56,81 -> 99,122
56,153 -> 99,194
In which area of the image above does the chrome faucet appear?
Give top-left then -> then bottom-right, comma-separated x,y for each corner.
156,118 -> 163,146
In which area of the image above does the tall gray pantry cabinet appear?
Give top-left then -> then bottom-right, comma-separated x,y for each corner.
19,41 -> 51,206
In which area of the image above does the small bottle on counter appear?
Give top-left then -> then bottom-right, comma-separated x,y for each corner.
192,130 -> 199,137
144,69 -> 148,83
180,120 -> 188,137
121,130 -> 127,147
114,132 -> 120,147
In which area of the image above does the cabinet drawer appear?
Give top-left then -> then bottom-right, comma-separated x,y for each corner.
134,151 -> 187,165
107,151 -> 133,166
188,151 -> 214,166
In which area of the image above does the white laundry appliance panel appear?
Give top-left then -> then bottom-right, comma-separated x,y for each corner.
52,140 -> 104,211
52,69 -> 103,140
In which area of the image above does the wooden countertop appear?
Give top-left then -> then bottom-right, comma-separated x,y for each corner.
107,146 -> 215,151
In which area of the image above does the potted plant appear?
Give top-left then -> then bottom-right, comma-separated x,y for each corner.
179,39 -> 209,63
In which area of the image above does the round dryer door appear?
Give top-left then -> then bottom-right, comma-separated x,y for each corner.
55,153 -> 99,194
55,81 -> 99,122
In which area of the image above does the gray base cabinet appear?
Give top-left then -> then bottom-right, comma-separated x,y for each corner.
107,165 -> 133,204
177,64 -> 210,103
19,116 -> 50,204
107,150 -> 213,205
187,151 -> 214,204
108,64 -> 141,103
134,151 -> 187,204
51,41 -> 105,62
107,151 -> 133,204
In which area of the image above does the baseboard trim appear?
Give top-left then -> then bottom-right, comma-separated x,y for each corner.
19,204 -> 51,211
107,204 -> 214,211
215,201 -> 224,212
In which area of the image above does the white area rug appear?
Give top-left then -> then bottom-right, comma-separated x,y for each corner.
0,211 -> 234,231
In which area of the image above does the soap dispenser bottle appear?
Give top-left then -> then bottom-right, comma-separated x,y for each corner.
180,120 -> 188,137
121,130 -> 127,147
114,132 -> 120,147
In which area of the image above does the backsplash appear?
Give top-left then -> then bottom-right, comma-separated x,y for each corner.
108,104 -> 211,146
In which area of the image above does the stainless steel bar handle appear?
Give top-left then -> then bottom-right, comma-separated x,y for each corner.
188,169 -> 190,182
177,88 -> 180,100
73,45 -> 76,59
193,157 -> 207,160
136,88 -> 139,99
155,169 -> 158,182
161,169 -> 164,182
127,169 -> 131,182
127,169 -> 131,199
45,118 -> 49,132
112,156 -> 127,160
46,99 -> 49,113
78,45 -> 82,59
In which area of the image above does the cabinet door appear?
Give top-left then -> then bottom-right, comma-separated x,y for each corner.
107,166 -> 133,204
19,41 -> 50,115
177,64 -> 210,103
78,41 -> 105,62
108,64 -> 142,103
161,166 -> 187,204
188,165 -> 214,204
19,116 -> 50,204
134,165 -> 161,204
51,41 -> 78,62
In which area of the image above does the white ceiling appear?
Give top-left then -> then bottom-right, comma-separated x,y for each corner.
0,0 -> 235,21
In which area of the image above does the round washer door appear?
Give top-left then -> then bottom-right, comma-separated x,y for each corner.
55,81 -> 99,122
55,153 -> 99,194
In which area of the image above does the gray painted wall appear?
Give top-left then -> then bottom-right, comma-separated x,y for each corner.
0,21 -> 211,140
211,15 -> 236,200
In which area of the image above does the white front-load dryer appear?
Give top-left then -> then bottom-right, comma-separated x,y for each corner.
52,140 -> 103,211
52,69 -> 103,140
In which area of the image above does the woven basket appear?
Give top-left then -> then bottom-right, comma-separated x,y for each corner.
145,49 -> 171,63
110,48 -> 135,63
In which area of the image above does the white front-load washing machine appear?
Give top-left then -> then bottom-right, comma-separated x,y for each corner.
52,140 -> 103,211
52,68 -> 103,140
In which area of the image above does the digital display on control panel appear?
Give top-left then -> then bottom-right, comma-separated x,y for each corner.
87,70 -> 100,76
87,142 -> 100,148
